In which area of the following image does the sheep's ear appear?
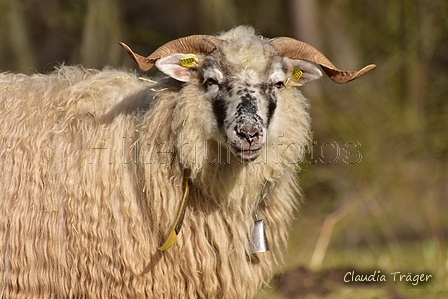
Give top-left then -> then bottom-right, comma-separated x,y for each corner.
285,58 -> 323,86
155,54 -> 198,82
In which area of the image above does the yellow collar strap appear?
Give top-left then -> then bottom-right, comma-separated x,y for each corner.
158,170 -> 190,251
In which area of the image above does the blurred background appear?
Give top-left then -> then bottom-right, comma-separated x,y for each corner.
1,0 -> 447,298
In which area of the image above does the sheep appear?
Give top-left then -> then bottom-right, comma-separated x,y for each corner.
0,26 -> 375,298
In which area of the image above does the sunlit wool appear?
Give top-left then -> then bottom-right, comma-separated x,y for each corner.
0,27 -> 312,298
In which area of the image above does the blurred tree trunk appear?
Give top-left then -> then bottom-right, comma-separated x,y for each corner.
291,0 -> 322,50
1,0 -> 37,73
323,1 -> 360,71
198,0 -> 238,32
80,0 -> 124,68
399,1 -> 424,123
290,0 -> 322,97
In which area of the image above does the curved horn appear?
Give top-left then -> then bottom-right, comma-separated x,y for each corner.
268,37 -> 376,84
119,35 -> 223,72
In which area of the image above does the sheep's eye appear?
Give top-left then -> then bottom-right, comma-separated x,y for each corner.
205,78 -> 218,86
274,81 -> 285,89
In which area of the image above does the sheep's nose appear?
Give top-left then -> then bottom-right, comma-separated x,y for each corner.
236,128 -> 261,145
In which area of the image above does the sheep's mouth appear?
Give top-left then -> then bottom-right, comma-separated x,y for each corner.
229,144 -> 263,161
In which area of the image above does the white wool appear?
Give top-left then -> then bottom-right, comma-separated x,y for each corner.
0,26 -> 312,298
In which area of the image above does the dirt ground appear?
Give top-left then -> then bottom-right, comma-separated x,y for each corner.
272,266 -> 435,299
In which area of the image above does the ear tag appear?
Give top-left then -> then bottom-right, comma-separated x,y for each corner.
250,214 -> 269,254
292,68 -> 303,82
179,55 -> 198,68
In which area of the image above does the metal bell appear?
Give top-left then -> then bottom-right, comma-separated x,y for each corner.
250,219 -> 269,254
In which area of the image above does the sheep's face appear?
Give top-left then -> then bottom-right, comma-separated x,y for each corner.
155,39 -> 322,161
199,50 -> 286,161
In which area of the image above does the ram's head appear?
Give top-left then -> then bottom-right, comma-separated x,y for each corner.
120,27 -> 375,161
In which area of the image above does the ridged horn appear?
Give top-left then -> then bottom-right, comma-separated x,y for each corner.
268,37 -> 376,84
119,35 -> 223,72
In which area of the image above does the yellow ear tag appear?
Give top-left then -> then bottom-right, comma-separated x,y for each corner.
292,68 -> 303,82
179,55 -> 198,68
